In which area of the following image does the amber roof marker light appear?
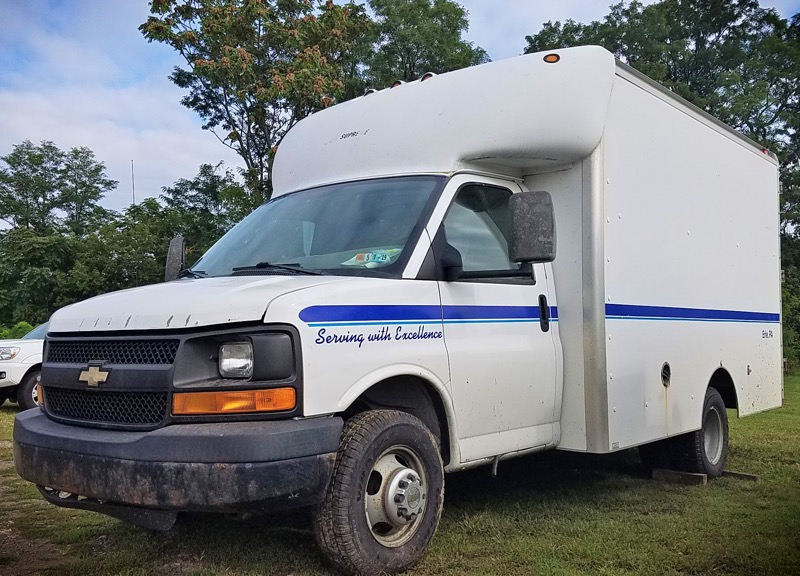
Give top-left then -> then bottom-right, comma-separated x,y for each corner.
543,53 -> 561,64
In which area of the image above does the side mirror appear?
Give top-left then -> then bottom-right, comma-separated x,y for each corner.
508,191 -> 556,263
164,235 -> 185,282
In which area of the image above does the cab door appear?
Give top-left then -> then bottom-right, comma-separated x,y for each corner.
430,174 -> 558,463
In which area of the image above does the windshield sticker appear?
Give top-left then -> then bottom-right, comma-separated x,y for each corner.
341,249 -> 402,268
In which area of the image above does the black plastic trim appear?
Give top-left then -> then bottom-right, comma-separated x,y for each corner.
41,323 -> 304,430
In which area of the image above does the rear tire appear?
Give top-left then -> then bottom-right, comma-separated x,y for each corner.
314,410 -> 444,576
18,370 -> 41,411
671,387 -> 728,477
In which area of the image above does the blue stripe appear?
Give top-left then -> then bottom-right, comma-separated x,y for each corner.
299,305 -> 442,323
299,304 -> 777,326
308,318 -> 542,327
443,305 -> 539,321
605,304 -> 779,323
300,305 -> 543,323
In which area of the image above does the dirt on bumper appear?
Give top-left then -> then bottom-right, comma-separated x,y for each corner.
13,409 -> 342,512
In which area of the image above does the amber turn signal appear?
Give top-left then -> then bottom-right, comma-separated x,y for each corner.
543,53 -> 561,63
172,388 -> 296,415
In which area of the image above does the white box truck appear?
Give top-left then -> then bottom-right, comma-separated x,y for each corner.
14,46 -> 782,575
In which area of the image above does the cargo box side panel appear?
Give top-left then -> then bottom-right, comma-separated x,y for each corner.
601,72 -> 782,450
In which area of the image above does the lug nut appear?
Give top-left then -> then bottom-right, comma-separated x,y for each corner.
397,507 -> 407,517
407,473 -> 415,481
398,480 -> 409,489
394,494 -> 405,503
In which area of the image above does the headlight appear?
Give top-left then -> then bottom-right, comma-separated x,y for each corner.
219,342 -> 253,378
0,347 -> 20,361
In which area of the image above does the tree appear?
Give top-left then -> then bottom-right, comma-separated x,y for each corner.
140,0 -> 371,206
0,228 -> 75,325
160,162 -> 244,256
60,146 -> 117,235
524,1 -> 782,115
64,200 -> 180,304
0,140 -> 117,235
0,322 -> 35,339
366,0 -> 489,87
0,140 -> 65,232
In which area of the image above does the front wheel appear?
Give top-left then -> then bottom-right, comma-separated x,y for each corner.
17,370 -> 41,411
314,410 -> 444,576
672,387 -> 729,477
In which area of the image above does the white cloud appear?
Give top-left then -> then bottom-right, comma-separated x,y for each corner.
0,1 -> 242,214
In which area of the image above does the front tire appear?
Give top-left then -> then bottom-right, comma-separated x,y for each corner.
17,370 -> 41,411
314,410 -> 444,576
672,387 -> 729,477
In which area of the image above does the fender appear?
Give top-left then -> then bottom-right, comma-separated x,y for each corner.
336,363 -> 460,468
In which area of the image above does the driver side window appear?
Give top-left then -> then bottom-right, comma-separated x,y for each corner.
443,185 -> 516,272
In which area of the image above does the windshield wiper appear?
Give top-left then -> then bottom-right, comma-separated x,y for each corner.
231,262 -> 325,276
177,269 -> 208,279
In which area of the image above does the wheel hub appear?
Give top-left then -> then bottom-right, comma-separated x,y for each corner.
364,446 -> 429,547
385,468 -> 426,525
704,405 -> 724,465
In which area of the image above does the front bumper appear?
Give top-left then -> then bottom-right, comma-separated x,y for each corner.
14,409 -> 343,515
0,362 -> 27,388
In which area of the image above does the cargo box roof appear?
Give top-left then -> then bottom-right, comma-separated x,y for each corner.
272,45 -> 616,196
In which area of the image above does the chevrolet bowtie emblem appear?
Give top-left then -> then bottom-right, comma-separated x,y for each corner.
79,365 -> 110,387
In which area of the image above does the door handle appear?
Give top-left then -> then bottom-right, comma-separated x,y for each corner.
538,294 -> 550,332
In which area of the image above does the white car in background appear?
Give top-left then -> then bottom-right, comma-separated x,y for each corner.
0,323 -> 46,410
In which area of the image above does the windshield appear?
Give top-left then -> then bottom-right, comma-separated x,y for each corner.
24,323 -> 48,339
193,176 -> 443,278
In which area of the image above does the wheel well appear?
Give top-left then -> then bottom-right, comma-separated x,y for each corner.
709,367 -> 738,410
345,376 -> 451,466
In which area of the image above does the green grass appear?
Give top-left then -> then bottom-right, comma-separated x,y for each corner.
1,378 -> 799,575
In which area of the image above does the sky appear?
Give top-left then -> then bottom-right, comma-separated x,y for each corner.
1,0 -> 798,214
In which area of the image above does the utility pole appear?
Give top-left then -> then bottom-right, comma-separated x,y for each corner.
131,159 -> 136,204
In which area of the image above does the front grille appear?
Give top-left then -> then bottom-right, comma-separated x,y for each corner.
47,340 -> 179,365
45,387 -> 168,426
